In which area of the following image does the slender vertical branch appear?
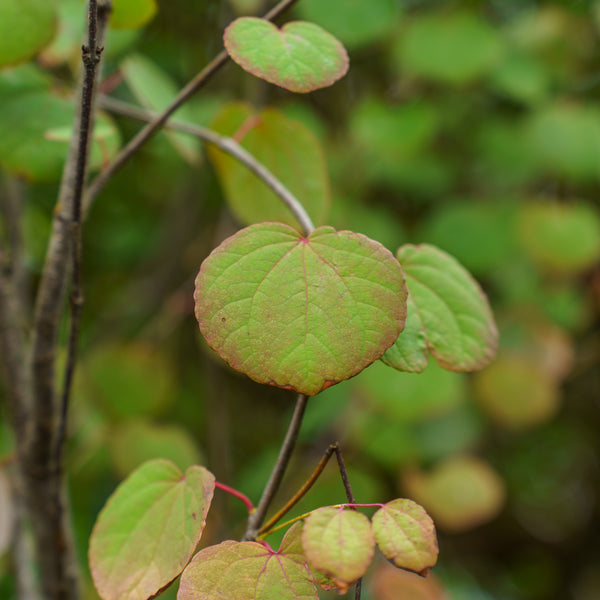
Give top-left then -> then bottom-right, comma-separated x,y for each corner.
84,0 -> 303,212
243,393 -> 309,540
23,2 -> 111,598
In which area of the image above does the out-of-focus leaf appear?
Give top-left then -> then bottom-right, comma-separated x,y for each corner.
0,64 -> 51,97
111,0 -> 157,29
0,471 -> 13,555
384,244 -> 498,372
417,200 -> 518,276
473,356 -> 560,429
121,54 -> 200,164
397,12 -> 504,84
109,421 -> 203,477
297,0 -> 401,49
370,562 -> 449,600
526,103 -> 600,180
82,342 -> 176,421
357,360 -> 466,423
39,0 -> 84,67
194,223 -> 407,396
490,52 -> 551,105
0,91 -> 120,181
517,200 -> 600,273
404,455 -> 506,533
89,459 -> 215,600
208,102 -> 330,228
224,18 -> 348,93
372,499 -> 438,576
0,0 -> 56,68
178,532 -> 319,599
302,507 -> 374,594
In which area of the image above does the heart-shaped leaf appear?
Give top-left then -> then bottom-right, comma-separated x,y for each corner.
208,103 -> 330,228
224,17 -> 349,93
178,531 -> 319,600
372,499 -> 438,576
302,507 -> 375,593
194,223 -> 407,396
383,244 -> 497,373
89,459 -> 215,600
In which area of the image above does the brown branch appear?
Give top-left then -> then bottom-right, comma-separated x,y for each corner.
84,0 -> 303,213
243,393 -> 309,541
23,2 -> 111,599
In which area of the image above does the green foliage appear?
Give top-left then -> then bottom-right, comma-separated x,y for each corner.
224,18 -> 349,93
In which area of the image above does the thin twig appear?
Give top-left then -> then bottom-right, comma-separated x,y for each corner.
56,0 -> 104,478
258,443 -> 338,536
243,393 -> 309,541
84,0 -> 303,213
98,95 -> 315,235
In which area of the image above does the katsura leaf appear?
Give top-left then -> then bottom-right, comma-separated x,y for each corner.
302,507 -> 375,593
224,18 -> 349,93
384,244 -> 497,373
194,223 -> 407,396
372,499 -> 439,576
89,459 -> 215,600
177,533 -> 319,600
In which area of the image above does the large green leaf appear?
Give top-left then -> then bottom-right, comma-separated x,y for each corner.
208,102 -> 330,228
297,0 -> 401,49
372,499 -> 438,576
224,18 -> 349,93
302,507 -> 375,594
89,459 -> 215,600
0,91 -> 120,181
0,0 -> 56,68
194,223 -> 407,396
177,532 -> 319,599
383,245 -> 497,373
121,54 -> 200,164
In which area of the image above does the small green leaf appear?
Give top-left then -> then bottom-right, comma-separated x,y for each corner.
297,0 -> 401,50
208,103 -> 330,228
178,533 -> 319,599
302,507 -> 375,594
384,244 -> 497,373
111,0 -> 157,29
121,54 -> 200,164
517,200 -> 600,273
224,18 -> 349,93
0,91 -> 120,181
372,499 -> 439,577
397,12 -> 503,85
194,223 -> 407,396
404,456 -> 505,533
89,459 -> 215,600
380,293 -> 428,373
0,0 -> 56,68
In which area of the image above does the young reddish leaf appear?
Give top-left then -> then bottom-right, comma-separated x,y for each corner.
177,533 -> 319,599
194,223 -> 407,396
208,103 -> 330,229
372,499 -> 439,577
223,18 -> 349,93
89,459 -> 214,600
302,507 -> 375,593
384,244 -> 497,373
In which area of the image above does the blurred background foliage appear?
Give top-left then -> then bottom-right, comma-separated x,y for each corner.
0,0 -> 600,599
